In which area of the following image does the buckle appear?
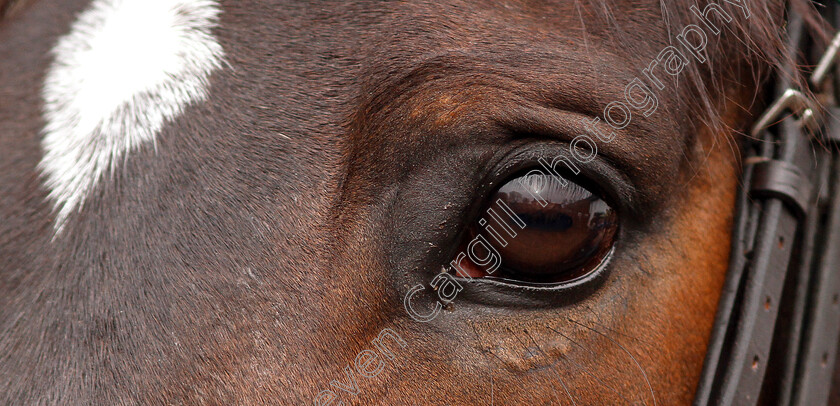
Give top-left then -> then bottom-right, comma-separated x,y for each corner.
750,88 -> 821,136
811,32 -> 840,89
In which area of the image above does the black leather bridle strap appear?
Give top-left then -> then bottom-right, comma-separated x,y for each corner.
697,123 -> 816,405
694,3 -> 840,404
693,11 -> 809,404
790,109 -> 840,404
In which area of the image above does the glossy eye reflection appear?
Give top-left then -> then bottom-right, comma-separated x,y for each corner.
452,172 -> 618,285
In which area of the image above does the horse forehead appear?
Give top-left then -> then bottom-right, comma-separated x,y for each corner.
39,0 -> 225,234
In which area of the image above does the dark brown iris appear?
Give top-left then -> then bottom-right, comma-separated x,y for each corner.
455,172 -> 618,284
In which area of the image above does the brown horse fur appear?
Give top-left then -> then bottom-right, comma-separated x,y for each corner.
0,0 -> 34,19
0,0 -> 831,404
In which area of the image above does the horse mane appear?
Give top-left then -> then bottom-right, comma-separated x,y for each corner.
584,0 -> 830,137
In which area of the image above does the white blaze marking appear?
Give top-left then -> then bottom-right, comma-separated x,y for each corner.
40,0 -> 225,233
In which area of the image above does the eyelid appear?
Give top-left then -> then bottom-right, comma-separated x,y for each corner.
475,141 -> 634,221
450,247 -> 615,308
455,246 -> 616,289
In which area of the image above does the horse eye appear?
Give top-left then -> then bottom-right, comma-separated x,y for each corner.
452,171 -> 619,285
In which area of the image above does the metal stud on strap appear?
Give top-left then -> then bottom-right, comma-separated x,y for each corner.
750,31 -> 840,138
750,89 -> 821,136
811,31 -> 840,89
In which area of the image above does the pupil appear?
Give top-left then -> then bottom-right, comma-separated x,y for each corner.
475,172 -> 618,283
517,211 -> 573,231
